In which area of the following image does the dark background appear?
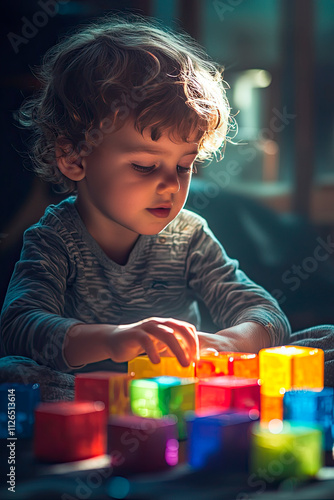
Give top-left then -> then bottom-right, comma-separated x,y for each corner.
1,0 -> 334,332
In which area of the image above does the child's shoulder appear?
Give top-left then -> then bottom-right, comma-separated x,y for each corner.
36,196 -> 77,228
26,196 -> 79,238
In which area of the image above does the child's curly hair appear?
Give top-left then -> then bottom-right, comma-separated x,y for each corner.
18,14 -> 233,193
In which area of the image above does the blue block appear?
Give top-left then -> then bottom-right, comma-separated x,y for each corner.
186,409 -> 258,471
283,388 -> 334,451
0,383 -> 40,438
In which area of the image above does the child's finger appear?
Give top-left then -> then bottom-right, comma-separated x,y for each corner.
145,325 -> 190,367
163,320 -> 199,359
137,333 -> 161,364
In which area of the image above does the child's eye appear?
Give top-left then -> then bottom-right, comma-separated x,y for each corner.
131,163 -> 156,173
177,164 -> 197,175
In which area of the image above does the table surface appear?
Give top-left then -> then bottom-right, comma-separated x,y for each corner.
1,438 -> 334,500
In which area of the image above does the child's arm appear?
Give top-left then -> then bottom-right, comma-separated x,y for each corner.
198,321 -> 271,354
0,225 -> 84,371
186,215 -> 291,351
63,318 -> 198,368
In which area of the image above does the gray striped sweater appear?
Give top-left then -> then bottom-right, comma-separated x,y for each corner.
0,197 -> 291,371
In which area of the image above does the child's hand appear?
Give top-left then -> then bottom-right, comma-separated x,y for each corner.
198,322 -> 271,355
106,317 -> 199,366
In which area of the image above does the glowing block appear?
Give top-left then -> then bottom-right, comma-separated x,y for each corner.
130,376 -> 196,439
196,352 -> 258,379
259,346 -> 324,397
250,421 -> 323,479
34,401 -> 106,462
0,383 -> 40,438
283,388 -> 334,450
108,414 -> 178,474
186,409 -> 259,471
260,394 -> 283,423
128,355 -> 195,379
75,371 -> 132,416
197,376 -> 261,412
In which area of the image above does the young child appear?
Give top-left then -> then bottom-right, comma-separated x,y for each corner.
0,15 -> 291,373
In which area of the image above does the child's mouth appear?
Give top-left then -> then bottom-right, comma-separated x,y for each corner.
146,208 -> 171,218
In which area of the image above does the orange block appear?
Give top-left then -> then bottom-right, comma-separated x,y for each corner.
259,346 -> 324,397
195,352 -> 258,379
75,371 -> 132,416
128,355 -> 195,379
260,394 -> 283,423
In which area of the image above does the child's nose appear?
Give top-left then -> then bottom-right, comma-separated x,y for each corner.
156,170 -> 180,194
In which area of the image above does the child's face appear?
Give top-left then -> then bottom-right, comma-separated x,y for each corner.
77,119 -> 198,237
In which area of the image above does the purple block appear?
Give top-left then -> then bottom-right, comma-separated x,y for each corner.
108,414 -> 178,474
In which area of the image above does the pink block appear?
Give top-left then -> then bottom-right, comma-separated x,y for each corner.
197,376 -> 261,413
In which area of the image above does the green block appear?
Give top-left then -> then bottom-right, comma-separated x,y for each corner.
130,376 -> 196,439
250,421 -> 323,480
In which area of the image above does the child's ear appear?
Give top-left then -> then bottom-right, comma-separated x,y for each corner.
55,139 -> 85,182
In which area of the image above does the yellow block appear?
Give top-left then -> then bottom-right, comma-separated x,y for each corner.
128,355 -> 195,379
259,346 -> 324,397
260,393 -> 283,423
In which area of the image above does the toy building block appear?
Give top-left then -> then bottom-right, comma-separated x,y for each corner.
260,394 -> 283,423
250,421 -> 323,479
108,414 -> 178,474
283,388 -> 334,450
186,409 -> 259,471
0,383 -> 40,438
75,371 -> 133,416
196,376 -> 261,413
34,401 -> 106,462
128,355 -> 195,379
195,352 -> 258,379
259,346 -> 324,397
130,376 -> 196,439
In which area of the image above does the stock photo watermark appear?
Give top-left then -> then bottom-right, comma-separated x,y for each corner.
213,0 -> 244,21
7,0 -> 70,54
236,441 -> 297,499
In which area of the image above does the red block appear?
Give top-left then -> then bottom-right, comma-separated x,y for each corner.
34,401 -> 106,462
108,415 -> 179,474
75,371 -> 132,416
197,376 -> 261,413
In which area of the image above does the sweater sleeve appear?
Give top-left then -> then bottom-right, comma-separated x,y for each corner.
0,225 -> 83,371
185,217 -> 291,346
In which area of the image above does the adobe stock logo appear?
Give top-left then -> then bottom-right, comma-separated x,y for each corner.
7,0 -> 70,54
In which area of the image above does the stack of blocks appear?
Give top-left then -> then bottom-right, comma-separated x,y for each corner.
259,346 -> 324,422
130,376 -> 196,439
11,343 -> 328,482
